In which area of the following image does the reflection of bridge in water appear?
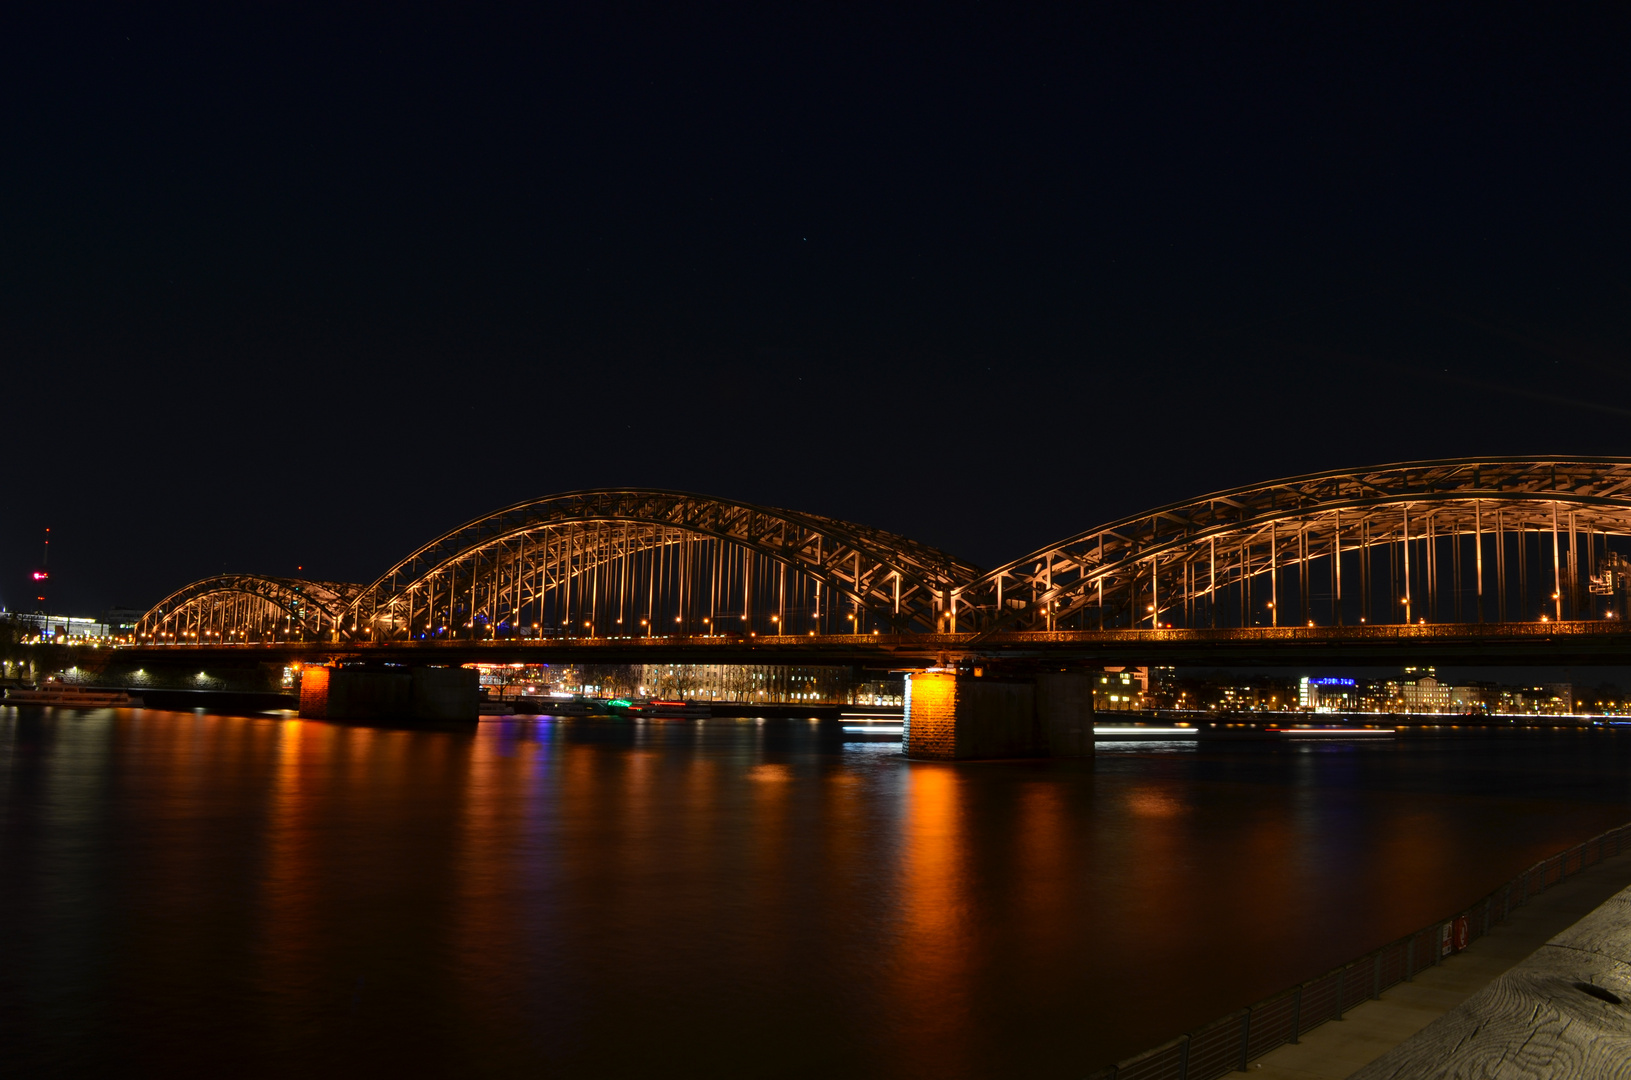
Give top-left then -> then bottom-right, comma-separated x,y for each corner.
130,458 -> 1631,667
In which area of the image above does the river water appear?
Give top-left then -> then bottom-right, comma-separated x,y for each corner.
3,711 -> 1631,1077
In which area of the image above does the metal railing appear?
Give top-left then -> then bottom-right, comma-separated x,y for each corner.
1087,822 -> 1631,1080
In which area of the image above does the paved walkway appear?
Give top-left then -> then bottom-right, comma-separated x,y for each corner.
1251,851 -> 1631,1079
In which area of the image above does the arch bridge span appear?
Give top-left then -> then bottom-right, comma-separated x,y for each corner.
135,575 -> 363,643
347,489 -> 982,641
131,460 -> 1631,656
956,457 -> 1631,636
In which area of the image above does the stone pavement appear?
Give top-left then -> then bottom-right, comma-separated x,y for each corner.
1249,851 -> 1631,1079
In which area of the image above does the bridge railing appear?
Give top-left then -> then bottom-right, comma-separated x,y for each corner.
116,618 -> 1631,651
1086,821 -> 1631,1080
993,619 -> 1631,644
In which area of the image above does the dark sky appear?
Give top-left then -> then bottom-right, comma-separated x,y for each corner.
5,5 -> 1630,614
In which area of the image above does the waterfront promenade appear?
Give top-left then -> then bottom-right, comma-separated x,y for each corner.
1253,849 -> 1631,1078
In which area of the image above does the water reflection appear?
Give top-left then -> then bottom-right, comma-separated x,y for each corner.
3,711 -> 1631,1077
892,765 -> 972,1070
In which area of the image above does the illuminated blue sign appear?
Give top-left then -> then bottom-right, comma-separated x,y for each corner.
1309,677 -> 1356,686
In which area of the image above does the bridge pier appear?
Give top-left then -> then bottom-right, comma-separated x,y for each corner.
298,665 -> 479,723
902,671 -> 1094,760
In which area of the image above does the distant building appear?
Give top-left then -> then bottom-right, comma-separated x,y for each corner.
1,612 -> 109,641
1299,677 -> 1358,712
102,607 -> 145,639
1580,683 -> 1627,714
1213,682 -> 1293,712
635,663 -> 891,704
1498,684 -> 1572,715
1106,668 -> 1606,718
1396,675 -> 1453,714
1096,669 -> 1143,711
467,663 -> 899,704
1450,683 -> 1495,713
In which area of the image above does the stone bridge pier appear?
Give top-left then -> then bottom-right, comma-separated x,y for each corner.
298,665 -> 479,723
902,671 -> 1094,760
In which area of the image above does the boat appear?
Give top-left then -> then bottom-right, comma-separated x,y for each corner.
628,699 -> 712,719
486,696 -> 616,717
4,685 -> 144,707
1094,724 -> 1200,740
540,698 -> 610,716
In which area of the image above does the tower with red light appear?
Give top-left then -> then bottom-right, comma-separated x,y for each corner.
31,528 -> 50,614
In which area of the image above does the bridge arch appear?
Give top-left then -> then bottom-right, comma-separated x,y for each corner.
135,575 -> 364,643
958,457 -> 1631,634
346,489 -> 983,640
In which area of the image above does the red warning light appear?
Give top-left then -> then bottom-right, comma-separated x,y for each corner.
31,571 -> 48,581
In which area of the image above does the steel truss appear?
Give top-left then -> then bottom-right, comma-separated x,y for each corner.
135,460 -> 1631,650
956,457 -> 1631,634
346,489 -> 982,640
134,575 -> 364,643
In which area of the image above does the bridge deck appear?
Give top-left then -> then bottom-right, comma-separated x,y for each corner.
113,621 -> 1631,667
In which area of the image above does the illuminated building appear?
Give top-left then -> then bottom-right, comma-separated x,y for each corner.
1298,677 -> 1357,712
1095,669 -> 1143,711
2,611 -> 111,641
1396,675 -> 1453,714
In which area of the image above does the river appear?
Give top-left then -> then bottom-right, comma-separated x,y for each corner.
3,711 -> 1630,1077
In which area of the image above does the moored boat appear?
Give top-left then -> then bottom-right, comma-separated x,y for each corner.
629,699 -> 712,719
4,685 -> 144,707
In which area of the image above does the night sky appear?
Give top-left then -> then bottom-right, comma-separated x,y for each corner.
6,6 -> 1630,614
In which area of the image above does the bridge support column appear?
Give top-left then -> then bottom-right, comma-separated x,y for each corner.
1034,673 -> 1095,757
298,665 -> 479,723
903,671 -> 1094,760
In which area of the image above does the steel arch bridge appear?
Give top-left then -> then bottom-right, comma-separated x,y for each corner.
344,489 -> 983,641
955,456 -> 1631,635
135,575 -> 364,643
130,460 -> 1631,657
